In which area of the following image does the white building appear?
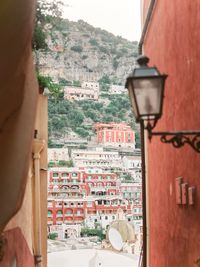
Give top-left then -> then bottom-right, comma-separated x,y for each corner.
109,85 -> 127,94
49,224 -> 81,239
71,147 -> 123,170
64,86 -> 99,101
122,156 -> 142,180
48,148 -> 69,162
82,81 -> 100,92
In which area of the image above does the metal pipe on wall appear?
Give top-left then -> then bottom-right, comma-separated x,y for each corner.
139,121 -> 147,267
33,139 -> 45,267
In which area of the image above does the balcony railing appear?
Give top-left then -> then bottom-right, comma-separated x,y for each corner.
56,214 -> 63,217
60,189 -> 80,192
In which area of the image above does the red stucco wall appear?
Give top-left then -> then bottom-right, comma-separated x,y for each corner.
1,227 -> 34,267
142,1 -> 200,266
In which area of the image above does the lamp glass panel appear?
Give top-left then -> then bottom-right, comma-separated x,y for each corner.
127,82 -> 138,118
133,77 -> 162,119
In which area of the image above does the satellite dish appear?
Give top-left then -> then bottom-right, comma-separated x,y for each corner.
108,227 -> 123,251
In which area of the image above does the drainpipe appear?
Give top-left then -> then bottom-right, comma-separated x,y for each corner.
33,136 -> 45,267
139,121 -> 147,267
137,2 -> 157,267
138,0 -> 156,55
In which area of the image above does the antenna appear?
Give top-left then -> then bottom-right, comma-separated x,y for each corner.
108,227 -> 123,251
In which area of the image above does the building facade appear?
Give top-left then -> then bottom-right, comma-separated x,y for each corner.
64,84 -> 99,101
141,1 -> 200,266
47,168 -> 134,229
109,85 -> 127,94
48,148 -> 69,163
81,81 -> 99,91
94,123 -> 135,149
71,147 -> 123,171
122,156 -> 142,181
0,1 -> 48,266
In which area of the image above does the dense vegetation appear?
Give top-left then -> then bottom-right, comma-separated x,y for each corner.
48,92 -> 140,148
34,0 -> 140,148
80,227 -> 105,241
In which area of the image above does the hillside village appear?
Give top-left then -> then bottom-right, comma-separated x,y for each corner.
36,16 -> 142,255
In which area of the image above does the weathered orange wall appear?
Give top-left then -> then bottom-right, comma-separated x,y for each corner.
142,1 -> 200,266
1,228 -> 34,267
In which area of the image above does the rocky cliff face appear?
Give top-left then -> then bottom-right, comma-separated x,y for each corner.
37,19 -> 138,84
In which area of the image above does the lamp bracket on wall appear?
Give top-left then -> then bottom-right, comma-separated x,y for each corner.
144,121 -> 200,153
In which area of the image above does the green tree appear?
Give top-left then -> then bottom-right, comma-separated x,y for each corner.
135,132 -> 141,148
32,0 -> 63,51
89,38 -> 98,46
73,80 -> 81,87
48,233 -> 58,240
71,45 -> 83,53
48,161 -> 55,167
84,109 -> 97,121
37,74 -> 62,102
74,127 -> 89,138
98,75 -> 111,84
68,111 -> 84,127
80,228 -> 105,241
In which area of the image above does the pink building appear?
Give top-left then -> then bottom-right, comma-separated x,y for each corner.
94,122 -> 135,149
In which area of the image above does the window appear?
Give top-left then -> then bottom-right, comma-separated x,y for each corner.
53,172 -> 59,177
87,201 -> 93,207
105,216 -> 108,220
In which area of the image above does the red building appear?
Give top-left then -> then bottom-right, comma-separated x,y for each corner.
141,1 -> 200,266
94,122 -> 135,149
47,168 -> 132,228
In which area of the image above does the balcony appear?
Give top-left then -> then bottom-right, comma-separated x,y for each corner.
55,204 -> 62,208
56,214 -> 63,218
60,189 -> 80,193
65,214 -> 73,217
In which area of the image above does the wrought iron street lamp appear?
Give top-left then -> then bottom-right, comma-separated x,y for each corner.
126,55 -> 200,153
125,55 -> 200,267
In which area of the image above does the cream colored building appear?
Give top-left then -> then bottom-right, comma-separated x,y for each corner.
48,148 -> 69,163
71,147 -> 123,170
64,86 -> 99,101
109,85 -> 127,94
82,81 -> 99,91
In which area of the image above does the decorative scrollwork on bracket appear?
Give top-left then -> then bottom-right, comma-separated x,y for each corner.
160,133 -> 200,153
